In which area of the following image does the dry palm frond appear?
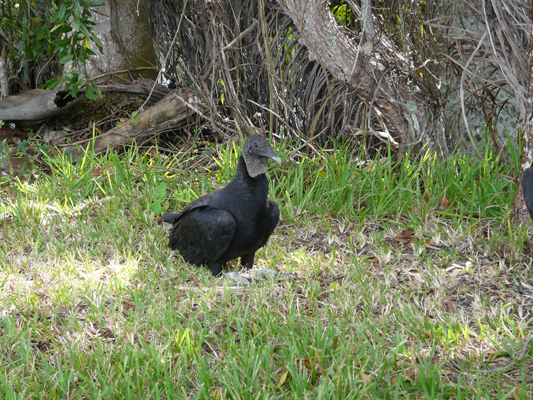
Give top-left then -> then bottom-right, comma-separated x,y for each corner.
147,0 -> 448,156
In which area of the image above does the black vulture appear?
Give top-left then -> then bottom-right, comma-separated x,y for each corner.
522,166 -> 533,221
161,135 -> 283,281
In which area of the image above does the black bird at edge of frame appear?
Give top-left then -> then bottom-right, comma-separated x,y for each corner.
161,134 -> 292,285
522,165 -> 533,221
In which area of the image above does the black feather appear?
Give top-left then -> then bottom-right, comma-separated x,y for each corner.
162,135 -> 281,276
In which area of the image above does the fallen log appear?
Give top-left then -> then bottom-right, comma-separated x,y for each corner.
64,89 -> 205,159
0,79 -> 171,124
0,89 -> 83,124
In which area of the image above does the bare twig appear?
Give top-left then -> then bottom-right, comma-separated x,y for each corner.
246,99 -> 326,159
173,92 -> 230,139
223,19 -> 258,50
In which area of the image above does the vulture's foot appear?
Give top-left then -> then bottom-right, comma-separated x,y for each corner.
223,269 -> 293,286
248,269 -> 294,281
224,272 -> 252,285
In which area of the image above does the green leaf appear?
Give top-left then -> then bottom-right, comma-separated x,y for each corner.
79,24 -> 90,36
59,54 -> 74,65
70,86 -> 80,98
49,23 -> 62,33
155,182 -> 167,198
72,17 -> 80,32
57,26 -> 73,33
86,85 -> 95,100
153,202 -> 162,214
42,78 -> 60,90
58,3 -> 67,20
68,73 -> 80,84
91,82 -> 102,98
90,34 -> 102,52
52,38 -> 71,47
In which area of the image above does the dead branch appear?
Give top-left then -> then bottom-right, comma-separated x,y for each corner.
0,89 -> 84,123
0,79 -> 171,125
223,18 -> 258,50
64,89 -> 205,159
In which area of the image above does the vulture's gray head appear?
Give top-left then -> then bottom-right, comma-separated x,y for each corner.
242,134 -> 282,178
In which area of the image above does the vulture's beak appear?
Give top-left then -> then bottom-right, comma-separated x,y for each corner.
271,155 -> 282,166
263,146 -> 282,166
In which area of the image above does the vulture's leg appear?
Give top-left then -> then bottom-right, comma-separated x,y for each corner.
240,252 -> 255,269
207,261 -> 224,277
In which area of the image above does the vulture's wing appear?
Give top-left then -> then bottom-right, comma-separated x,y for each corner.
160,210 -> 181,224
169,205 -> 236,265
161,194 -> 213,225
523,167 -> 533,221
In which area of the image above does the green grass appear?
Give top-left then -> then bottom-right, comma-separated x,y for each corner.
0,139 -> 531,399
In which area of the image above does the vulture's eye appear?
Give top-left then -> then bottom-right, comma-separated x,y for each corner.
254,143 -> 259,148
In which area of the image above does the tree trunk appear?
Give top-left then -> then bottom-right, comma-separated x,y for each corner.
67,0 -> 158,81
279,0 -> 448,155
0,51 -> 8,98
